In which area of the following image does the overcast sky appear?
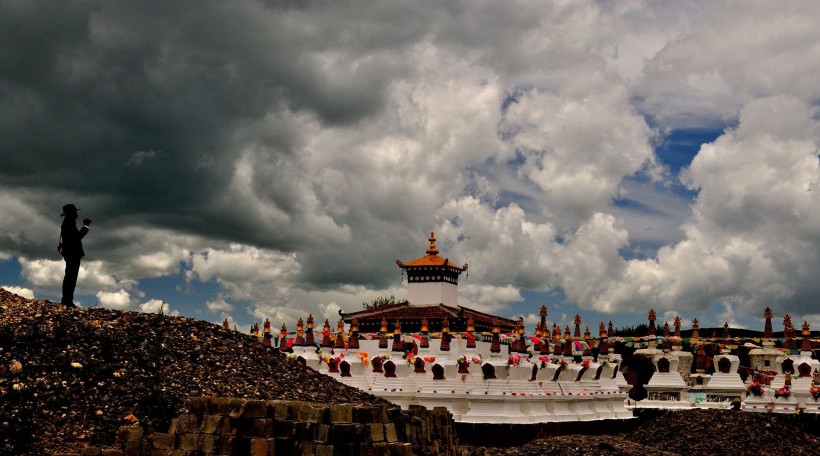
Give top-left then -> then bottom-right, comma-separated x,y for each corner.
2,0 -> 819,333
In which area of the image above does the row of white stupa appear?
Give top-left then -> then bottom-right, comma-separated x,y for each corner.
629,340 -> 820,414
288,337 -> 820,422
291,338 -> 633,424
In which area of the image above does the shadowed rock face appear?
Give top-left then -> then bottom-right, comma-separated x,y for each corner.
0,289 -> 387,454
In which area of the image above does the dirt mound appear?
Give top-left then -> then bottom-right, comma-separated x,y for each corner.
482,409 -> 820,456
481,434 -> 677,456
625,409 -> 820,455
0,289 -> 385,454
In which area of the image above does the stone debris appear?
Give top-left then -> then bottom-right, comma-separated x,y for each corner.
0,289 -> 386,454
480,409 -> 820,456
479,434 -> 678,456
624,409 -> 820,456
110,397 -> 458,456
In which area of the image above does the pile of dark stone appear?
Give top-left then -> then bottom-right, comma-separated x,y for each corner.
0,289 -> 386,454
481,409 -> 820,456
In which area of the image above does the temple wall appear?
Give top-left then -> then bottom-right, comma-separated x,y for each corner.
407,281 -> 458,307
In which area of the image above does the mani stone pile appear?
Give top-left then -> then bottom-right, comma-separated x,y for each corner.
481,409 -> 820,456
0,289 -> 385,454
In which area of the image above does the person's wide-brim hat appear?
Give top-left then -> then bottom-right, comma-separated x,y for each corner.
61,204 -> 80,216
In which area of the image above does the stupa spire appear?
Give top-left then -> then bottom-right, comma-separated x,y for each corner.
426,232 -> 439,255
306,314 -> 315,345
562,326 -> 573,357
321,319 -> 332,347
465,315 -> 476,349
573,314 -> 582,339
263,318 -> 272,346
440,317 -> 451,351
539,305 -> 548,340
392,319 -> 404,352
512,317 -> 527,353
279,323 -> 289,352
801,321 -> 812,352
334,319 -> 346,349
348,318 -> 360,350
490,320 -> 501,353
763,307 -> 774,340
540,323 -> 550,356
784,314 -> 794,350
583,326 -> 592,356
295,317 -> 305,346
420,318 -> 430,348
378,316 -> 389,349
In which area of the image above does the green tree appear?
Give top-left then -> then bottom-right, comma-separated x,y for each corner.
611,323 -> 649,337
362,295 -> 397,310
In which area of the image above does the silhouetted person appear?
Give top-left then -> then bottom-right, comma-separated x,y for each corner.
59,204 -> 91,307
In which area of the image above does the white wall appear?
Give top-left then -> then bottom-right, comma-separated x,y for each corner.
407,281 -> 458,307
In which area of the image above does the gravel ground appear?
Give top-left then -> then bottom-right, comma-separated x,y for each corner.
478,409 -> 820,456
0,289 -> 386,454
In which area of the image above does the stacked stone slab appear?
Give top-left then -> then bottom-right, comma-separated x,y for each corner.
110,397 -> 457,456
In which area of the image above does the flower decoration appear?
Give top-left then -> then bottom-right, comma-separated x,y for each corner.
810,386 -> 820,401
423,356 -> 436,363
747,381 -> 764,397
582,359 -> 591,369
775,385 -> 790,399
405,353 -> 415,364
321,353 -> 344,367
456,355 -> 470,373
358,351 -> 369,366
472,355 -> 482,364
507,354 -> 521,367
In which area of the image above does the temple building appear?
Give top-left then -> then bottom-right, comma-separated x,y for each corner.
340,232 -> 517,334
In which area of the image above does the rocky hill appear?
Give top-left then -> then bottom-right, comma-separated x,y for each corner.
0,289 -> 385,454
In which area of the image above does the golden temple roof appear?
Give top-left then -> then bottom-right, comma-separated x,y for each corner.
395,232 -> 468,271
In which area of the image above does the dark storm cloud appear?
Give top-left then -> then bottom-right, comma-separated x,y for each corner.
4,0 -> 819,330
0,0 -> 403,253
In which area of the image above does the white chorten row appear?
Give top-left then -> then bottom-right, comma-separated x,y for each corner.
290,339 -> 633,424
